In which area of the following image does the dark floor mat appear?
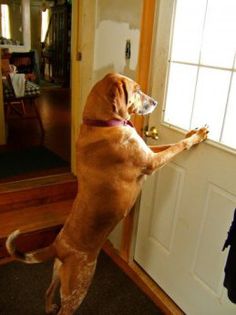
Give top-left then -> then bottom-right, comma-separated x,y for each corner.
0,252 -> 163,315
0,146 -> 68,179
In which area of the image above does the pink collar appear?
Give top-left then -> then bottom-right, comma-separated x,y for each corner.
83,118 -> 134,128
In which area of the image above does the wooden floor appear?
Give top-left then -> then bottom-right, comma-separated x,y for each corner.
0,86 -> 71,181
0,173 -> 77,262
37,87 -> 71,162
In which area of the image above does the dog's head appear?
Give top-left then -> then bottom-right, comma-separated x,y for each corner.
83,73 -> 158,121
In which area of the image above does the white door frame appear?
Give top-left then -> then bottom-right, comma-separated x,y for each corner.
70,0 -> 97,174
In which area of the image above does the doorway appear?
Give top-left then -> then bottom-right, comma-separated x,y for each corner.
0,0 -> 72,182
134,1 -> 236,314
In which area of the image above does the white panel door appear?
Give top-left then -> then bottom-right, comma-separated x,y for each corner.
134,1 -> 236,314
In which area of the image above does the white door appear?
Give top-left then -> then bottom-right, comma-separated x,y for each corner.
134,1 -> 236,314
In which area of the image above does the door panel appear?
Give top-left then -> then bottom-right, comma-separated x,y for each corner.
135,145 -> 236,314
148,163 -> 185,253
134,1 -> 236,314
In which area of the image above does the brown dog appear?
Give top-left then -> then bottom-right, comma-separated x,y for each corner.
6,73 -> 208,315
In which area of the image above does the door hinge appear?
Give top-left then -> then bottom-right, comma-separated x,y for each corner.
77,51 -> 82,61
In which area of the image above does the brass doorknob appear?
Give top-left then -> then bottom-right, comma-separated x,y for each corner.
144,126 -> 159,140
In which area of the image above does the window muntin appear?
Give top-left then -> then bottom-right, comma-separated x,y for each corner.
164,0 -> 236,150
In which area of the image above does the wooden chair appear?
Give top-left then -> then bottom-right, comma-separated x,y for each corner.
9,51 -> 40,83
3,75 -> 44,140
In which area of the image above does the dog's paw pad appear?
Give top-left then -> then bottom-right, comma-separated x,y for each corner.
197,127 -> 209,141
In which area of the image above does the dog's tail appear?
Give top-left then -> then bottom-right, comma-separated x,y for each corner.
6,230 -> 56,264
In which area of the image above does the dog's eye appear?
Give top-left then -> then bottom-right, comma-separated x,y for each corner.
135,90 -> 142,99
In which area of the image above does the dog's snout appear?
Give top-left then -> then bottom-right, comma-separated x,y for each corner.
134,90 -> 158,115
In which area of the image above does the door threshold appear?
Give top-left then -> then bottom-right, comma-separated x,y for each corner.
0,172 -> 76,192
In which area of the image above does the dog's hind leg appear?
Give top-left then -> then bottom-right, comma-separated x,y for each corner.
57,253 -> 97,315
45,258 -> 62,314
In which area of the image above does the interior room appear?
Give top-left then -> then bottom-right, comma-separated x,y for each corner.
0,0 -> 71,182
0,1 -> 235,315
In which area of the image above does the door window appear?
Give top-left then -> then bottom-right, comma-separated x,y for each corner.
164,0 -> 236,149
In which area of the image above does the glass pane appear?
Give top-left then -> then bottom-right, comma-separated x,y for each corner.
1,4 -> 11,39
191,68 -> 231,141
201,0 -> 236,68
164,63 -> 197,130
171,0 -> 206,63
221,74 -> 236,149
41,9 -> 50,42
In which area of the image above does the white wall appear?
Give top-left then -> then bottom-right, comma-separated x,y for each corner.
72,0 -> 143,249
94,0 -> 143,249
93,0 -> 142,83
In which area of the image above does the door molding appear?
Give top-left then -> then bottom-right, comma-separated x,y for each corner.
71,0 -> 97,174
120,0 -> 157,261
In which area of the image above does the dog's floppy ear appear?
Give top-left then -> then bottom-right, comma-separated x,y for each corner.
121,80 -> 128,105
109,79 -> 129,115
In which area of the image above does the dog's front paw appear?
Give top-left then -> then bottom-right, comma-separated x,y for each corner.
184,126 -> 209,150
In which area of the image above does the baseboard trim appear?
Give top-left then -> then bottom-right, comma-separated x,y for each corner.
102,241 -> 184,315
